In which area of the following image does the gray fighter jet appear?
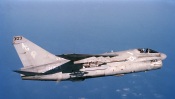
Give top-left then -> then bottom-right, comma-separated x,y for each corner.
13,36 -> 167,82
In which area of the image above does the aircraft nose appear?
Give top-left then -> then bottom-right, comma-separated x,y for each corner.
161,53 -> 167,60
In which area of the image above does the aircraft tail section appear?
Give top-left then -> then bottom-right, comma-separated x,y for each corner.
13,70 -> 44,76
13,36 -> 68,71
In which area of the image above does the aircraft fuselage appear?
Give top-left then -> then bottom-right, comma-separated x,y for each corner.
20,49 -> 166,82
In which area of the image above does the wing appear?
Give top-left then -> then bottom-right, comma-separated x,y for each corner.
57,54 -> 118,61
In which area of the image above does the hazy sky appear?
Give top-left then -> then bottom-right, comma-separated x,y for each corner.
1,0 -> 175,99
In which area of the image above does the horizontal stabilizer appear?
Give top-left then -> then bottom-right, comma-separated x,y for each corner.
14,70 -> 43,76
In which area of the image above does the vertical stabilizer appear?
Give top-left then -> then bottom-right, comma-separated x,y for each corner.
13,36 -> 66,68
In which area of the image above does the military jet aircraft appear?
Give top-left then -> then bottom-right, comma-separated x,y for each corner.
13,36 -> 167,82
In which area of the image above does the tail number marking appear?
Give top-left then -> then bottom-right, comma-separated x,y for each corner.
31,51 -> 37,59
14,37 -> 22,40
22,43 -> 30,51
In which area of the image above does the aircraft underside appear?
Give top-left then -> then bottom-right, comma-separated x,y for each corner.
21,60 -> 163,81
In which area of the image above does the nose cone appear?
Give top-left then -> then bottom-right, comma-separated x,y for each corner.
161,53 -> 167,60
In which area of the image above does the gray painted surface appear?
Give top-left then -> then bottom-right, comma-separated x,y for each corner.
1,1 -> 175,98
13,36 -> 166,82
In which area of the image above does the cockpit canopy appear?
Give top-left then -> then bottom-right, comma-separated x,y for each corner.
138,48 -> 158,53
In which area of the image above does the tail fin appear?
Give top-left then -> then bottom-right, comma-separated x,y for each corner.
13,36 -> 66,69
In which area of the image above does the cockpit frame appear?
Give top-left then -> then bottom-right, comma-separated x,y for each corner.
138,48 -> 158,53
